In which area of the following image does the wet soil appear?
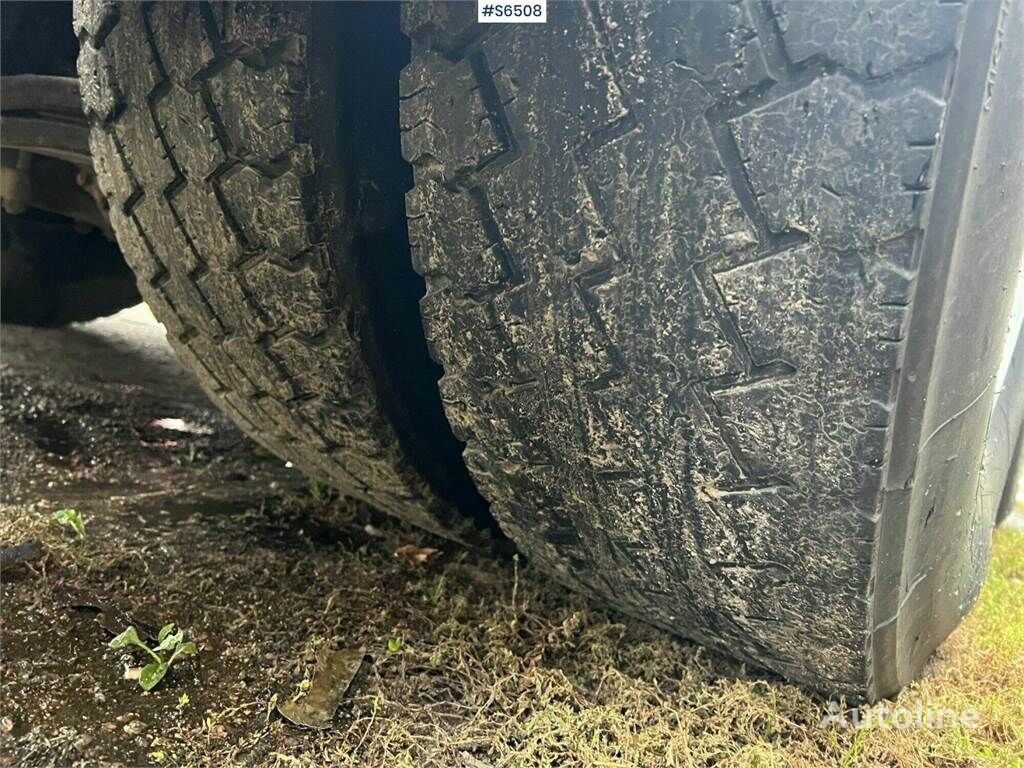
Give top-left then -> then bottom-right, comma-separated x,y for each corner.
0,308 -> 716,767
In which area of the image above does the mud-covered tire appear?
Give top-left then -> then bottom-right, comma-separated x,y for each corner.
1,209 -> 139,326
74,1 -> 488,542
401,0 -> 1024,697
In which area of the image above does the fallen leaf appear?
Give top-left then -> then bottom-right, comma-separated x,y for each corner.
394,544 -> 441,566
277,646 -> 366,729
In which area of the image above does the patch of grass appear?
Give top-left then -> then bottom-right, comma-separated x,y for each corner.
263,526 -> 1022,768
308,479 -> 334,503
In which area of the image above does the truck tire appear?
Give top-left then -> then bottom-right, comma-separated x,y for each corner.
75,1 -> 489,542
401,0 -> 1024,698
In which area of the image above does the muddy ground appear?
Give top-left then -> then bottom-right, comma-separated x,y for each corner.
1,307 -> 1022,768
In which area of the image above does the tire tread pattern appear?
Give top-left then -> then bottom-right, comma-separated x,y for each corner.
76,0 -> 474,540
401,0 -> 968,691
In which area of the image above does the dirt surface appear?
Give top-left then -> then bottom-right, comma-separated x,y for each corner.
1,306 -> 1022,767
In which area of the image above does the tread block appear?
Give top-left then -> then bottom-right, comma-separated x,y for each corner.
169,182 -> 245,268
244,256 -> 332,337
601,1 -> 770,96
774,0 -> 961,78
217,166 -> 311,257
131,194 -> 199,273
220,2 -> 308,51
206,58 -> 302,162
269,333 -> 371,403
482,6 -> 629,151
407,184 -> 512,293
146,2 -> 217,83
88,131 -> 135,204
732,78 -> 946,248
77,41 -> 121,122
400,53 -> 507,176
154,84 -> 225,179
196,269 -> 268,338
220,337 -> 294,401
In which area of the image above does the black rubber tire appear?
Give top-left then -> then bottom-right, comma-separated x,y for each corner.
74,1 -> 490,543
1,209 -> 139,326
401,0 -> 1024,698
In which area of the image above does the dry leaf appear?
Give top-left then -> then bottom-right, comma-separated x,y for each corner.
394,544 -> 441,566
277,646 -> 366,729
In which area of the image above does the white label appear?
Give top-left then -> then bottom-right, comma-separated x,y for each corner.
478,0 -> 547,23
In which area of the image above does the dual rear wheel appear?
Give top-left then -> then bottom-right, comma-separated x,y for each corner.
76,0 -> 1024,699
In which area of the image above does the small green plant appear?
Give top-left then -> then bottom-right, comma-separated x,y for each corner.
387,636 -> 404,653
309,479 -> 332,502
52,508 -> 85,539
109,624 -> 197,691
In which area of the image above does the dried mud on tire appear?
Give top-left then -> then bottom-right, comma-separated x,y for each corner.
401,0 -> 1024,698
